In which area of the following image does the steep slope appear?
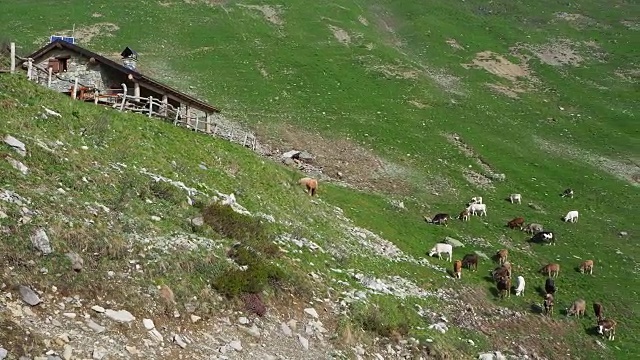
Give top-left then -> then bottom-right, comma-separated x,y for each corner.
1,0 -> 639,359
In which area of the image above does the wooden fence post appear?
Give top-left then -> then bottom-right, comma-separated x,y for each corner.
148,96 -> 153,117
71,78 -> 78,99
94,90 -> 99,104
205,113 -> 211,133
195,113 -> 200,132
174,106 -> 181,125
10,42 -> 15,73
47,67 -> 53,87
26,59 -> 33,80
243,134 -> 248,147
213,123 -> 218,135
120,83 -> 128,111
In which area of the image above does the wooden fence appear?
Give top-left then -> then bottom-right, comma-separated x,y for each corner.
2,42 -> 264,153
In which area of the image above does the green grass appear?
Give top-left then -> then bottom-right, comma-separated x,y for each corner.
1,0 -> 639,358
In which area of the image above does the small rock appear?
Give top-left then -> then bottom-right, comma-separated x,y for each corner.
0,348 -> 8,360
62,312 -> 76,319
125,346 -> 139,355
149,329 -> 164,343
4,135 -> 27,157
19,285 -> 41,306
297,334 -> 309,350
173,334 -> 187,349
86,319 -> 105,333
62,345 -> 72,360
238,316 -> 249,325
30,228 -> 53,255
190,314 -> 201,323
238,324 -> 260,338
280,322 -> 292,336
105,309 -> 135,322
65,252 -> 84,272
228,340 -> 243,352
619,231 -> 628,237
444,237 -> 465,247
92,347 -> 107,360
91,305 -> 105,313
143,318 -> 155,330
190,216 -> 204,227
304,308 -> 319,319
151,215 -> 161,221
6,156 -> 28,175
287,319 -> 297,330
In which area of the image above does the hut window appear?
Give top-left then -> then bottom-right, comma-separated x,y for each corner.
48,56 -> 69,74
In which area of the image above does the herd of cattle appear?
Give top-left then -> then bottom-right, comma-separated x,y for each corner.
424,188 -> 617,341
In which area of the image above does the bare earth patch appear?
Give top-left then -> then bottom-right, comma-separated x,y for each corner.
534,136 -> 640,187
328,25 -> 351,45
49,23 -> 119,44
254,123 -> 416,195
444,133 -> 506,189
358,15 -> 369,26
614,68 -> 640,82
621,20 -> 640,30
446,38 -> 464,50
237,4 -> 283,26
91,13 -> 103,18
408,100 -> 429,109
485,83 -> 525,99
518,39 -> 585,67
462,51 -> 532,82
553,12 -> 601,29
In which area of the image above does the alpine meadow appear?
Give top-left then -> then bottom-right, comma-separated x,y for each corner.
0,1 -> 638,360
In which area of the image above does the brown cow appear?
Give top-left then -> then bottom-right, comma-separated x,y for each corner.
507,217 -> 525,230
453,260 -> 462,279
567,299 -> 586,318
462,253 -> 479,271
298,177 -> 318,196
425,213 -> 450,227
496,249 -> 508,265
458,208 -> 470,222
543,293 -> 554,316
597,319 -> 617,340
491,265 -> 511,282
497,276 -> 511,299
579,260 -> 594,275
540,263 -> 560,278
593,303 -> 604,322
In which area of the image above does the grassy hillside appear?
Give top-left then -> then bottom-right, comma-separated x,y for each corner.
1,0 -> 639,359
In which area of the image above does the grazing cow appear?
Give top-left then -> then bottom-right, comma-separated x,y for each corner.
567,299 -> 586,318
428,243 -> 453,262
510,193 -> 522,204
461,253 -> 479,271
597,319 -> 617,341
458,208 -> 470,221
507,217 -> 525,230
593,303 -> 604,322
453,260 -> 462,279
579,260 -> 594,275
425,213 -> 450,227
543,294 -> 554,316
540,263 -> 560,278
524,223 -> 544,234
563,210 -> 579,223
467,203 -> 487,217
545,277 -> 556,295
496,276 -> 511,299
531,231 -> 555,245
515,275 -> 526,296
491,265 -> 511,282
298,177 -> 318,196
496,249 -> 508,265
470,196 -> 483,205
561,188 -> 574,198
502,261 -> 513,277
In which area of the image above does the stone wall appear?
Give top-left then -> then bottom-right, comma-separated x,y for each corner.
33,49 -> 118,92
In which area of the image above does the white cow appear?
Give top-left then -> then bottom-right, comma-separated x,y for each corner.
564,210 -> 579,223
510,193 -> 522,204
515,276 -> 526,296
428,243 -> 453,262
467,203 -> 487,217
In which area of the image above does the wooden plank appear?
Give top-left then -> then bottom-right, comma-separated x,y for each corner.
71,78 -> 79,99
47,67 -> 53,87
148,96 -> 153,117
10,43 -> 15,73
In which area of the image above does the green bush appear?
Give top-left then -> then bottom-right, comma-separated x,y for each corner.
148,180 -> 183,204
